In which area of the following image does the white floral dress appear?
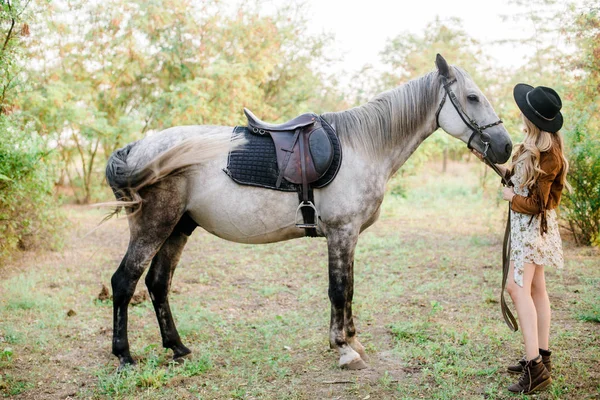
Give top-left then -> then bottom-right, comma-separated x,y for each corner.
510,160 -> 564,287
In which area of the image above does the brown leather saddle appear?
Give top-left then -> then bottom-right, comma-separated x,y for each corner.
244,108 -> 335,235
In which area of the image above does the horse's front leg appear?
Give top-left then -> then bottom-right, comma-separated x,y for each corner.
327,227 -> 367,369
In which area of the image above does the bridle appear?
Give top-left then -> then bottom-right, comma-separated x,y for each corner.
435,76 -> 504,178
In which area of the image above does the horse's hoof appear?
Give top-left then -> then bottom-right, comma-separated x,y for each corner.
341,358 -> 368,370
348,338 -> 368,362
351,345 -> 368,362
173,345 -> 192,360
358,351 -> 369,363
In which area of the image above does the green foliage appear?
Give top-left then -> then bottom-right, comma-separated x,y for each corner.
0,0 -> 63,259
0,129 -> 62,256
21,0 -> 335,203
381,17 -> 484,83
379,18 -> 510,172
95,349 -> 211,398
0,372 -> 33,396
1,347 -> 12,360
563,125 -> 600,246
560,2 -> 600,246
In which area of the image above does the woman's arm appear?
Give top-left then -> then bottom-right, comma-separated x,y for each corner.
510,152 -> 561,215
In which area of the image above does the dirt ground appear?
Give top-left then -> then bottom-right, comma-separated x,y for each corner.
1,163 -> 599,399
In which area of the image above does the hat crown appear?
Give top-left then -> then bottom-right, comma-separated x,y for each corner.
513,83 -> 563,133
526,86 -> 562,121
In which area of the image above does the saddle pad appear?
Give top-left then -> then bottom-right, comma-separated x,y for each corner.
224,117 -> 342,192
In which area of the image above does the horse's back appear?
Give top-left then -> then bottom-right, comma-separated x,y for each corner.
125,125 -> 234,167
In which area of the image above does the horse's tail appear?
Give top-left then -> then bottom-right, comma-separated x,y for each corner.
102,133 -> 245,217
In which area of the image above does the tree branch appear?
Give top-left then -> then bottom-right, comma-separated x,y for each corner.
1,1 -> 15,55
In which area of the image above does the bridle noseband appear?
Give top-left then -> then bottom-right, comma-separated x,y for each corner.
435,76 -> 503,161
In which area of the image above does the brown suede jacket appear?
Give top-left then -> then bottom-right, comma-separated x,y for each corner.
508,139 -> 565,215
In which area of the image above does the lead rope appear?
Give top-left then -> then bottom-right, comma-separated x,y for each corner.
486,160 -> 519,332
501,203 -> 519,331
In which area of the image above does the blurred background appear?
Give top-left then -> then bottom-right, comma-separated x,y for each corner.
0,0 -> 598,256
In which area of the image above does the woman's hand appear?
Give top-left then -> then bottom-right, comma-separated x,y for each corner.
470,149 -> 485,162
502,187 -> 515,202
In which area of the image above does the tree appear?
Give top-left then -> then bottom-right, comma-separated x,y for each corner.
379,18 -> 498,173
560,1 -> 600,245
21,0 -> 335,203
0,0 -> 63,258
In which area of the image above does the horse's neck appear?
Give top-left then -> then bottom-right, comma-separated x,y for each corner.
385,126 -> 436,179
323,110 -> 437,181
323,75 -> 440,180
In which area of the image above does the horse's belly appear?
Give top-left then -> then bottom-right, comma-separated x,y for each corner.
192,215 -> 305,244
186,167 -> 307,244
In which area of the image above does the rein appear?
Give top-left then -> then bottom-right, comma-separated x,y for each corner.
435,77 -> 518,331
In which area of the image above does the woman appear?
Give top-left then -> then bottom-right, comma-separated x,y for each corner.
476,84 -> 569,395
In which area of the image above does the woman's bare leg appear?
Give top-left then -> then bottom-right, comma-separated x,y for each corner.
531,266 -> 551,350
506,261 -> 539,360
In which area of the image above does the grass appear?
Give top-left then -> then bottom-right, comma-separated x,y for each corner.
0,161 -> 599,399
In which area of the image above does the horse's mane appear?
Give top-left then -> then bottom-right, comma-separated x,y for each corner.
322,67 -> 471,158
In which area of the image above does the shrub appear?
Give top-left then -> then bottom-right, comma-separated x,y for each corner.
0,119 -> 64,259
562,124 -> 600,246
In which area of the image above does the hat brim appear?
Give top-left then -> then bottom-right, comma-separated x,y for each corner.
513,83 -> 563,133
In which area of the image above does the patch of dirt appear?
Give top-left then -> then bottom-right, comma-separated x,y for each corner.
97,284 -> 111,301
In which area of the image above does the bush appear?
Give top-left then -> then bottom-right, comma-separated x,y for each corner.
0,119 -> 64,259
562,125 -> 600,246
0,0 -> 64,260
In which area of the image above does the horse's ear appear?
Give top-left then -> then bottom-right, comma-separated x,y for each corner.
435,54 -> 451,78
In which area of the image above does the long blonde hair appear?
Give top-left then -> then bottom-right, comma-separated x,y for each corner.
512,114 -> 570,190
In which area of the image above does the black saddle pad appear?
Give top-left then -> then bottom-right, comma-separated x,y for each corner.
224,117 -> 342,192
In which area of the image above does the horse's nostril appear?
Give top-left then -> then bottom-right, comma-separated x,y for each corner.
505,143 -> 512,154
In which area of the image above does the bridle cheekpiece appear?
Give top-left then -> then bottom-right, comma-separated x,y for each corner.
434,76 -> 503,161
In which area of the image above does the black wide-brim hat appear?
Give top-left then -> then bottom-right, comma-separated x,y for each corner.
513,83 -> 563,133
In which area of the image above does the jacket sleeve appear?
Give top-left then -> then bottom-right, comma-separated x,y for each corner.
510,152 -> 561,215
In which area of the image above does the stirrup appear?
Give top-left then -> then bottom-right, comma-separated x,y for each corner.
295,201 -> 319,229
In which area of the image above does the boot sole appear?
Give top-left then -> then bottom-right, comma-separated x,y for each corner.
523,377 -> 552,395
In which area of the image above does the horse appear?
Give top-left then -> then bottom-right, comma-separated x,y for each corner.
105,54 -> 512,370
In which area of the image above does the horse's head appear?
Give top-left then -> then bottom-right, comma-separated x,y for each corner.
434,54 -> 512,164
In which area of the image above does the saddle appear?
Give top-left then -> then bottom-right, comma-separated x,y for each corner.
243,108 -> 336,235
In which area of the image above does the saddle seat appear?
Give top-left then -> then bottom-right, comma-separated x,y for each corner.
243,108 -> 334,186
244,108 -> 317,133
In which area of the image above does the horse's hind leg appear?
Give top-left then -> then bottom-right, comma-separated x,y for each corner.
145,214 -> 196,360
111,181 -> 186,368
112,239 -> 166,367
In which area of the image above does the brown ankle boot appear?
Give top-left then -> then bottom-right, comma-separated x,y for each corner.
507,349 -> 552,374
507,355 -> 552,394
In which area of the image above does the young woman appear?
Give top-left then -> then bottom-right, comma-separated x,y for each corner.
476,84 -> 569,395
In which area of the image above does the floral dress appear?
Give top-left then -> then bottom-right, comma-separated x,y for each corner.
510,160 -> 564,287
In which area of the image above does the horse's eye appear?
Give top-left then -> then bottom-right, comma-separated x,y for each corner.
467,94 -> 479,102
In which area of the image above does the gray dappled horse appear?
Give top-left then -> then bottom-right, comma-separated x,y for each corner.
105,55 -> 512,370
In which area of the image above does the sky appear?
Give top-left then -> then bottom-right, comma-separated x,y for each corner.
276,0 -> 570,80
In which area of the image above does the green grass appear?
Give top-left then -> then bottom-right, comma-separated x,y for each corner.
95,352 -> 212,399
0,162 -> 599,399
